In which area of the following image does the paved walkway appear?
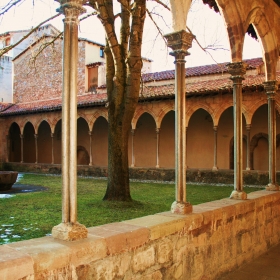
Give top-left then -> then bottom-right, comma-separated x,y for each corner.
219,243 -> 280,279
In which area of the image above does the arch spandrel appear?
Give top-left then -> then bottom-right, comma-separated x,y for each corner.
248,98 -> 268,124
186,104 -> 215,127
89,110 -> 108,131
157,104 -> 175,128
245,6 -> 279,80
132,108 -> 157,130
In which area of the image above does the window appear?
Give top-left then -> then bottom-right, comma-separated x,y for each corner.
100,47 -> 104,58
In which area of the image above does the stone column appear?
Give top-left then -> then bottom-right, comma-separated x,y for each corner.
156,128 -> 160,168
164,30 -> 194,214
6,135 -> 10,162
246,124 -> 251,170
264,81 -> 279,191
34,134 -> 38,164
212,126 -> 218,171
131,129 -> 135,167
20,134 -> 24,163
227,62 -> 247,200
51,133 -> 54,164
88,131 -> 92,166
52,0 -> 87,241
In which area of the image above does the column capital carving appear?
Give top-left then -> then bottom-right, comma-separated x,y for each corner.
20,134 -> 24,139
156,128 -> 160,134
51,133 -> 54,138
227,62 -> 247,81
213,126 -> 218,132
164,30 -> 195,57
56,0 -> 86,19
263,80 -> 278,99
34,134 -> 38,139
246,124 -> 251,131
131,129 -> 135,136
88,131 -> 92,136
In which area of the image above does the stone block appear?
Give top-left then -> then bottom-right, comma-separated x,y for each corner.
132,246 -> 156,273
157,238 -> 173,264
0,245 -> 34,280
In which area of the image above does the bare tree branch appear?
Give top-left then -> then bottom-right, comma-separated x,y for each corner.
148,0 -> 170,11
0,0 -> 25,17
146,8 -> 165,42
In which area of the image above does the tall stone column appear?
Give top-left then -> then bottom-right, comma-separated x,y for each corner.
6,135 -> 10,162
51,133 -> 54,164
264,81 -> 279,191
156,128 -> 160,168
34,134 -> 38,164
20,134 -> 24,163
131,129 -> 135,167
227,62 -> 247,200
212,126 -> 218,171
52,0 -> 87,241
88,131 -> 92,166
246,124 -> 251,170
164,30 -> 194,214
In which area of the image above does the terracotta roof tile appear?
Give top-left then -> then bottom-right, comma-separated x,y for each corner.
142,58 -> 263,82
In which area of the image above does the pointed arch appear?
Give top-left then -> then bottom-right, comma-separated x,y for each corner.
132,109 -> 157,130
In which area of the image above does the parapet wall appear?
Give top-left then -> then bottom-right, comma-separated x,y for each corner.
2,162 -> 276,185
1,190 -> 280,279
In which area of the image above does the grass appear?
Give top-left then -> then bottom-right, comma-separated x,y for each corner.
0,174 -> 262,245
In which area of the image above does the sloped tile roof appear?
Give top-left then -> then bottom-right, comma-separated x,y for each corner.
0,58 -> 278,117
142,58 -> 263,82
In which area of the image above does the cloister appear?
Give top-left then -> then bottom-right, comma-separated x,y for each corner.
0,0 -> 280,279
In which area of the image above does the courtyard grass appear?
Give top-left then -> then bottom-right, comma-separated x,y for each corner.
0,174 -> 262,245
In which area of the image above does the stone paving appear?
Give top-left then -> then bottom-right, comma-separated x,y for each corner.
219,243 -> 280,280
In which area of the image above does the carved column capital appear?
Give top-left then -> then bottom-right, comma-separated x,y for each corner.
246,124 -> 251,131
88,131 -> 92,136
20,134 -> 24,139
57,0 -> 86,19
263,80 -> 278,100
227,62 -> 247,82
131,129 -> 135,136
155,128 -> 160,134
164,30 -> 195,58
213,126 -> 218,132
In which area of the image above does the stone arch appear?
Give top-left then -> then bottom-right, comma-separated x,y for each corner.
245,7 -> 278,80
8,122 -> 21,162
132,108 -> 157,130
157,103 -> 174,128
77,146 -> 90,165
186,104 -> 214,127
250,132 -> 268,170
216,0 -> 246,61
216,102 -> 233,126
89,110 -> 108,131
34,118 -> 52,134
53,119 -> 62,164
23,121 -> 36,163
37,120 -> 52,163
247,98 -> 267,125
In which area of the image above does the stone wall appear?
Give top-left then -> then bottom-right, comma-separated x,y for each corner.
1,190 -> 280,279
1,162 -> 276,185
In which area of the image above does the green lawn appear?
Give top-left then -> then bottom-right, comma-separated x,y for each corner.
0,174 -> 261,245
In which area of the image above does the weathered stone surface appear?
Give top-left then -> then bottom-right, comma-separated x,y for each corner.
132,246 -> 156,273
52,222 -> 88,241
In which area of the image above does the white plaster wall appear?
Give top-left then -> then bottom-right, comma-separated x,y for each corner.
0,56 -> 12,103
85,43 -> 105,65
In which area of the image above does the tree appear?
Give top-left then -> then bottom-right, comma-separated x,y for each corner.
85,0 -> 148,201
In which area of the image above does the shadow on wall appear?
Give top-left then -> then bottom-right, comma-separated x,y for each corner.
77,146 -> 90,165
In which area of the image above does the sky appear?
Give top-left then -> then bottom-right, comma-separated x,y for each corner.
0,0 -> 262,72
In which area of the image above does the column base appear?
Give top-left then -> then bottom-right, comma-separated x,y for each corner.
52,222 -> 88,241
266,183 -> 279,191
212,166 -> 218,171
171,201 -> 192,214
230,190 -> 247,200
246,167 -> 251,171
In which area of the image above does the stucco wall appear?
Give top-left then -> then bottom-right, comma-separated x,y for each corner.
1,190 -> 279,279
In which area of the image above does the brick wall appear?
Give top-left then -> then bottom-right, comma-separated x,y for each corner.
13,38 -> 86,103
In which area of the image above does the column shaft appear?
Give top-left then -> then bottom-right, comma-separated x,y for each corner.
6,135 -> 10,162
131,129 -> 135,167
164,30 -> 194,214
156,128 -> 160,168
51,133 -> 54,164
227,62 -> 247,200
89,131 -> 92,166
35,134 -> 38,164
212,126 -> 218,171
264,81 -> 279,191
20,134 -> 24,163
246,125 -> 251,170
